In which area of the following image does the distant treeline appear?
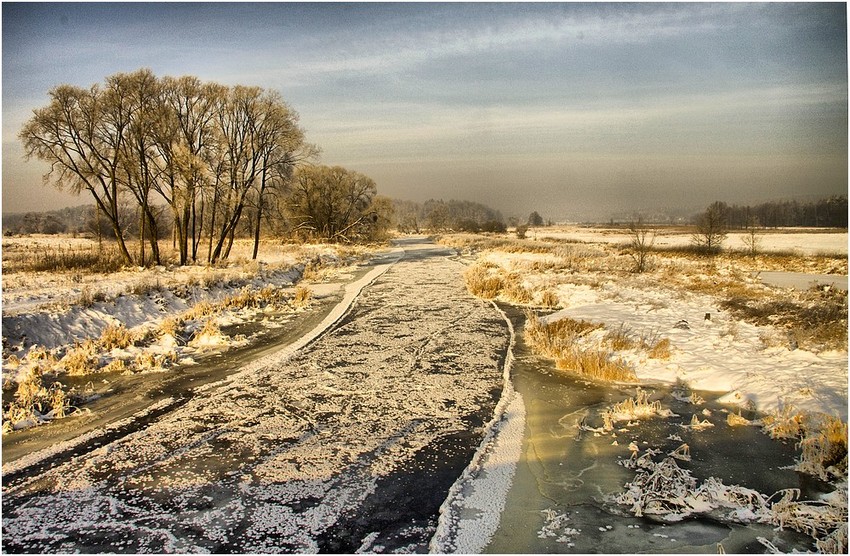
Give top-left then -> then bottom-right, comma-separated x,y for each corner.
710,195 -> 847,229
393,199 -> 505,233
4,197 -> 509,237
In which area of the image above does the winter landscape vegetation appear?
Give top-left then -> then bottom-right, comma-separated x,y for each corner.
2,3 -> 848,554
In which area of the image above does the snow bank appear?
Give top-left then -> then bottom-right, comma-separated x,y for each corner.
431,301 -> 525,554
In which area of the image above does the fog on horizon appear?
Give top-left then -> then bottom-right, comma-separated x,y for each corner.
2,2 -> 847,221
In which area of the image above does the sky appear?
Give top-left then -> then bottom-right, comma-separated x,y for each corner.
2,2 -> 847,222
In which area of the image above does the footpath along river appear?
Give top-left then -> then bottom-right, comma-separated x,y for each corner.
482,306 -> 830,553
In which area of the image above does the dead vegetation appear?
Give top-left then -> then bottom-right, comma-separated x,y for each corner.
2,242 -> 128,274
1,365 -> 89,433
721,286 -> 847,352
523,311 -> 637,383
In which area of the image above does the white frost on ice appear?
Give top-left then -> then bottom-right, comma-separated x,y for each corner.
430,301 -> 525,554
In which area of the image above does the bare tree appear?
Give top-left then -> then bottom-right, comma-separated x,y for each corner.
691,201 -> 728,254
155,76 -> 223,265
114,69 -> 163,265
741,215 -> 762,257
627,217 -> 656,273
20,83 -> 135,264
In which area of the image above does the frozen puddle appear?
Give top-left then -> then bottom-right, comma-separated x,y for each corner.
2,240 -> 512,553
760,270 -> 848,291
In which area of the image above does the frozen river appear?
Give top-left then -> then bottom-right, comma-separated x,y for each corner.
2,239 -> 510,553
480,308 -> 829,553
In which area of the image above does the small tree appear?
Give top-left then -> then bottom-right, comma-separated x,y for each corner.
691,201 -> 728,254
516,225 -> 529,239
528,211 -> 544,227
741,215 -> 762,257
627,218 -> 656,273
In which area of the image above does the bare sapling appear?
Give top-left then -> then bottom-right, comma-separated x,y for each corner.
626,218 -> 656,273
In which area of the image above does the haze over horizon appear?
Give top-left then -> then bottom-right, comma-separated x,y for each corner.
3,2 -> 847,222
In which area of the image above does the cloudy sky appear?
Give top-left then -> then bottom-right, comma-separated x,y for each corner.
3,2 -> 847,221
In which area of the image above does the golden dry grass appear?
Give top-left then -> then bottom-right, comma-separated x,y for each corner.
464,263 -> 504,299
292,285 -> 313,308
524,311 -> 637,383
60,340 -> 100,376
539,289 -> 559,308
99,324 -> 133,350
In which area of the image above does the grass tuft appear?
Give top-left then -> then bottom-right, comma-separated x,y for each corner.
524,311 -> 637,382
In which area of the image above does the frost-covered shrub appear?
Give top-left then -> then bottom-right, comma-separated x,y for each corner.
188,319 -> 228,350
2,367 -> 76,433
797,415 -> 848,480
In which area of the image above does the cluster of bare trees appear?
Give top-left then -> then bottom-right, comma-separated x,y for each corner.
20,69 -> 388,267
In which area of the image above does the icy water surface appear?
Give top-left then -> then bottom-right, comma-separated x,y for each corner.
760,271 -> 848,291
486,307 -> 828,554
2,240 -> 510,553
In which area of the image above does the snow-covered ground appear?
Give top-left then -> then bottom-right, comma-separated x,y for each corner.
463,231 -> 847,420
535,226 -> 848,256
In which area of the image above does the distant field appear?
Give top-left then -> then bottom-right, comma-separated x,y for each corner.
535,227 -> 848,256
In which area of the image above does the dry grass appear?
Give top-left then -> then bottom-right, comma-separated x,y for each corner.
3,243 -> 127,274
60,340 -> 100,376
133,351 -> 177,371
2,367 -> 77,433
464,263 -> 504,299
158,317 -> 183,338
554,349 -> 636,382
99,324 -> 134,350
292,285 -> 313,308
501,273 -> 533,304
184,300 -> 217,321
538,289 -> 559,308
78,286 -> 109,308
645,336 -> 672,359
797,415 -> 848,480
524,311 -> 637,383
606,324 -> 637,351
762,405 -> 848,480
